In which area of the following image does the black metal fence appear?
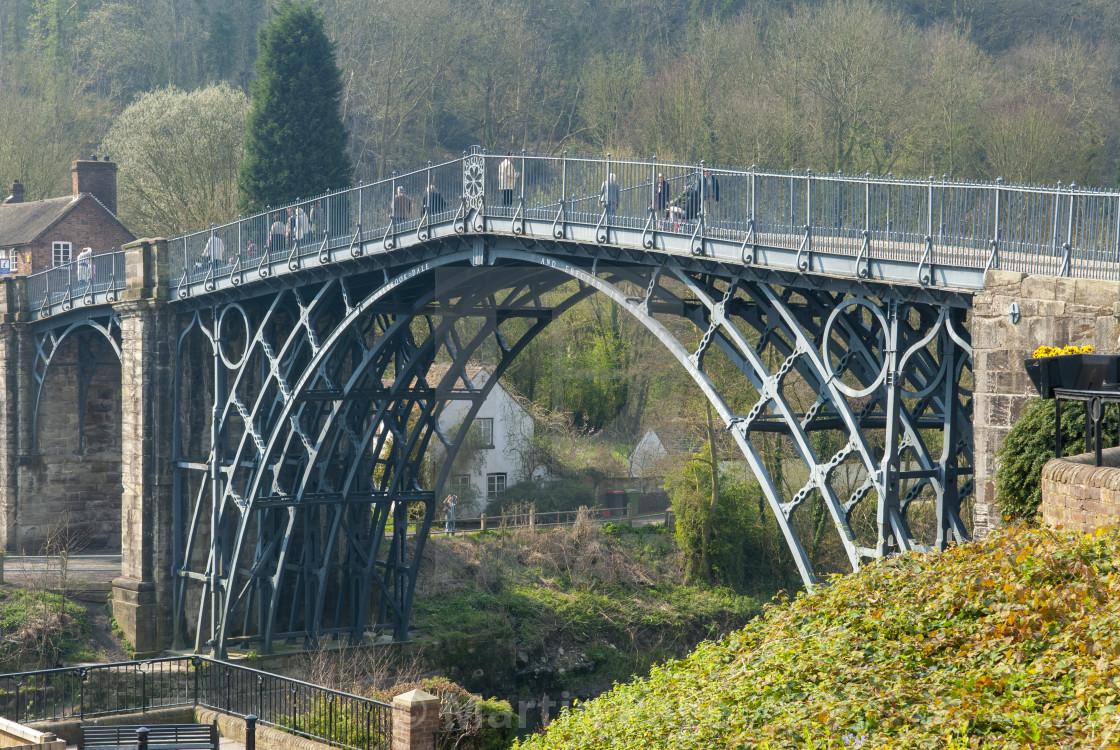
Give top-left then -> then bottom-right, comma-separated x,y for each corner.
0,657 -> 392,750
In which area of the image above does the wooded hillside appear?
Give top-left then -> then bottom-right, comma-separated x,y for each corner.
3,0 -> 1120,210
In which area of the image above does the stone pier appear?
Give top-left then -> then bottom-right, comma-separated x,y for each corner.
971,270 -> 1120,538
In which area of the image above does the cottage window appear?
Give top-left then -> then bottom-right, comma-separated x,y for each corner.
52,241 -> 72,266
486,473 -> 506,499
476,418 -> 494,448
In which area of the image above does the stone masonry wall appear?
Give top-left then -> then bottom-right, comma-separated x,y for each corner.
27,334 -> 122,553
1041,446 -> 1120,532
972,270 -> 1120,538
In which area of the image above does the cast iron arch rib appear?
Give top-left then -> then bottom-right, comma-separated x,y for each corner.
172,237 -> 972,652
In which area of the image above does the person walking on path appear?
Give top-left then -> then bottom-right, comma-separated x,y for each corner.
599,173 -> 620,221
498,155 -> 519,207
443,493 -> 458,535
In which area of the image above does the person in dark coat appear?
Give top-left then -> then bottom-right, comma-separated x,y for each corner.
652,173 -> 671,222
423,184 -> 446,216
703,169 -> 720,219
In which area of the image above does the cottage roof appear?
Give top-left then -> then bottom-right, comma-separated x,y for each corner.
381,363 -> 493,391
0,196 -> 79,248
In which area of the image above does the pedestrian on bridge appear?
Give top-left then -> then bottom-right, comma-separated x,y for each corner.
652,173 -> 671,225
599,173 -> 620,221
703,170 -> 720,221
498,154 -> 519,207
76,246 -> 93,287
423,184 -> 445,216
202,234 -> 224,271
392,186 -> 412,223
268,213 -> 287,254
287,206 -> 309,251
309,200 -> 325,241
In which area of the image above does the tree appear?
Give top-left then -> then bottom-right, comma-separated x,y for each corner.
100,84 -> 249,237
238,0 -> 351,212
322,0 -> 458,180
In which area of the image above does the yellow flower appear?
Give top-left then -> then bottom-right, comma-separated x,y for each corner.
1032,344 -> 1096,358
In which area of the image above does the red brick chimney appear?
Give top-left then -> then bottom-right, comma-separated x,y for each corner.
72,157 -> 118,215
3,180 -> 23,204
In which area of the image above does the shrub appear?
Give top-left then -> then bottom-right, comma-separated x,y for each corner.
994,396 -> 1118,521
484,478 -> 595,516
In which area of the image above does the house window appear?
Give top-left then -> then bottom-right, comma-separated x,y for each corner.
52,241 -> 72,266
486,473 -> 506,499
476,418 -> 494,448
450,474 -> 471,496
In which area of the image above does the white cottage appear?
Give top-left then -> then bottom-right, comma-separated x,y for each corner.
430,365 -> 538,514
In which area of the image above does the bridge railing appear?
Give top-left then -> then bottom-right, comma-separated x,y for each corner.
27,250 -> 126,314
161,150 -> 1120,296
0,656 -> 392,750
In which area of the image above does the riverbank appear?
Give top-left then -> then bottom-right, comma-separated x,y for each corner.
410,516 -> 766,706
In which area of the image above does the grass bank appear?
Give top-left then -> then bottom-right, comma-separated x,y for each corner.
0,586 -> 95,670
518,523 -> 1120,749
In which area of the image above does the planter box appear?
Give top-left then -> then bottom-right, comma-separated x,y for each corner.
1024,353 -> 1120,399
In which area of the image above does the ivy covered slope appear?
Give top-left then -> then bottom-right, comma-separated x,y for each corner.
521,524 -> 1120,749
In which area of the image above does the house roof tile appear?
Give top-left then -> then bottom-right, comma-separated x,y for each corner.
0,196 -> 79,248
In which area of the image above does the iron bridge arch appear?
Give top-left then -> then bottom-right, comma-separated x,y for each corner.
170,235 -> 971,655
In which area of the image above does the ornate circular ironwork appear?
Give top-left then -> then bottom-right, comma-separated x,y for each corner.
217,304 -> 251,371
463,155 -> 485,211
821,297 -> 889,399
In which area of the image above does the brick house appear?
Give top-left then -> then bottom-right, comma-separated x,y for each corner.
0,158 -> 135,275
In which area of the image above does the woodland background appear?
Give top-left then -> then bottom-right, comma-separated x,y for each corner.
4,0 -> 1120,203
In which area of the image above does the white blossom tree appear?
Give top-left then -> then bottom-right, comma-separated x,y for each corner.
99,83 -> 249,237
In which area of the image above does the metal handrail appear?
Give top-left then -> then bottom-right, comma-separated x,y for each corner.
26,249 -> 126,314
160,151 -> 1120,295
26,151 -> 1120,318
0,656 -> 392,750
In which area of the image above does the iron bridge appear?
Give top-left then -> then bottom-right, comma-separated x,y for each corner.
26,147 -> 1120,655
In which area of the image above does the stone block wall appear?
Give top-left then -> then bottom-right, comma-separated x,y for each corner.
1041,447 -> 1120,531
25,335 -> 122,553
971,271 -> 1120,537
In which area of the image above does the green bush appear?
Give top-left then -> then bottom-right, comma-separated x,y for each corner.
484,478 -> 595,516
994,397 -> 1118,521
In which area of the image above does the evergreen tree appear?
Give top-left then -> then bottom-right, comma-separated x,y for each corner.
239,0 -> 351,212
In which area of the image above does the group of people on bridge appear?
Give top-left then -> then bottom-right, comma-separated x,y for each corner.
595,167 -> 720,230
189,160 -> 728,278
